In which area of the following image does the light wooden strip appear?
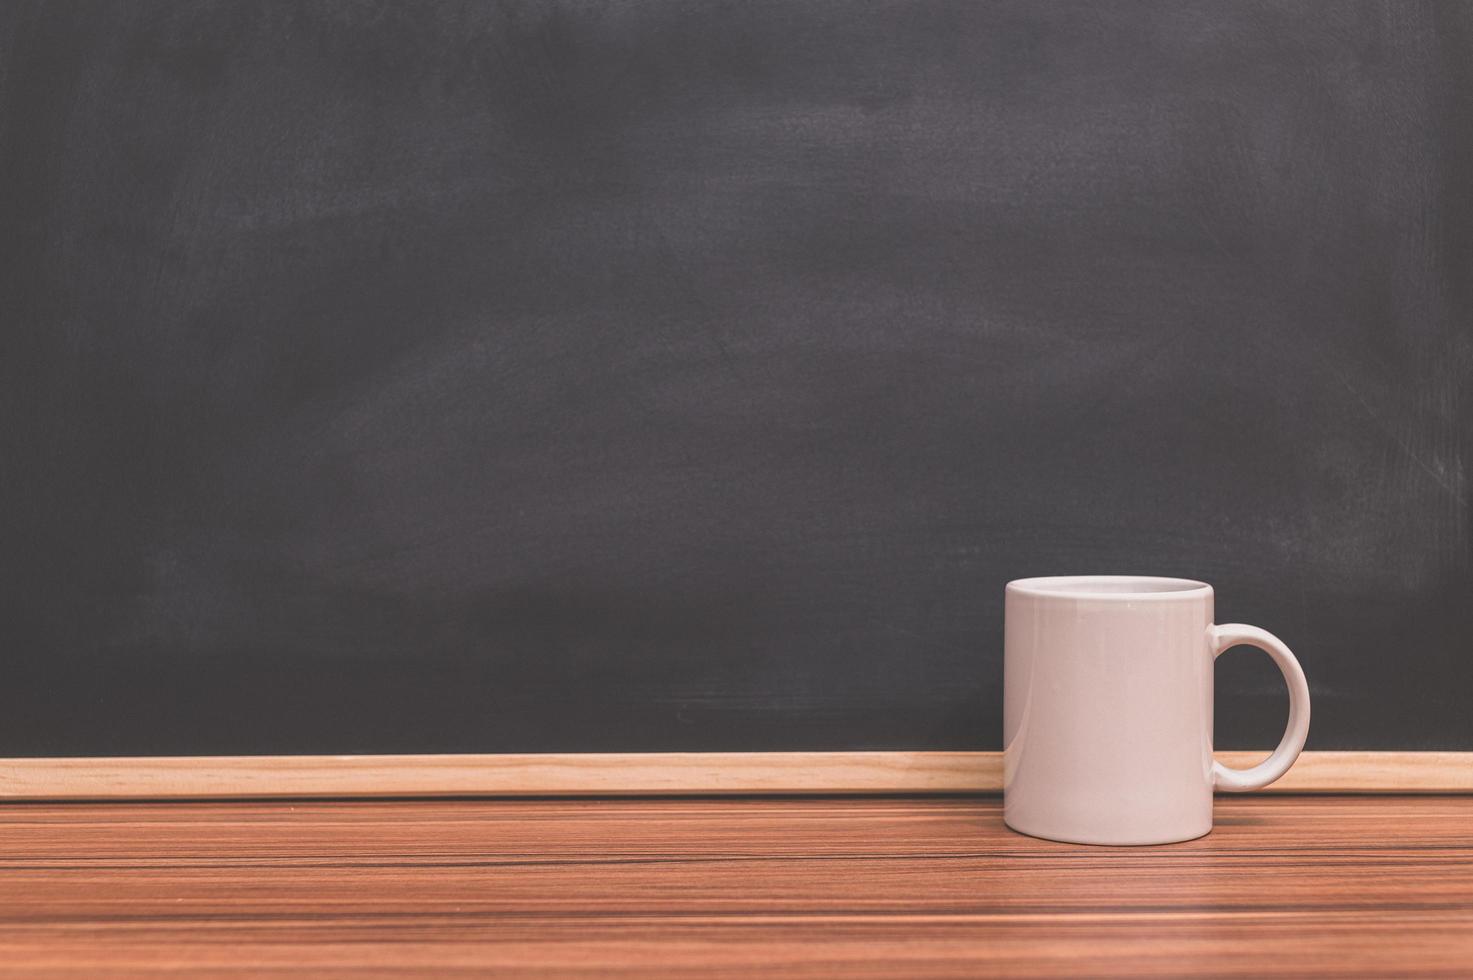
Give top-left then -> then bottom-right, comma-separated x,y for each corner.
0,752 -> 981,800
1217,751 -> 1473,794
0,751 -> 1466,800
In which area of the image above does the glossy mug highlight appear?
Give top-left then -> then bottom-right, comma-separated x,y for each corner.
1003,576 -> 1310,845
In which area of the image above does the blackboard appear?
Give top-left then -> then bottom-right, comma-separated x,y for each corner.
1,1 -> 1469,758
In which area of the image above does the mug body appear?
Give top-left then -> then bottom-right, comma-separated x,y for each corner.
1004,576 -> 1215,845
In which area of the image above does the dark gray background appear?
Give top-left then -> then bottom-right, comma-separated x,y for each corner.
1,1 -> 1469,756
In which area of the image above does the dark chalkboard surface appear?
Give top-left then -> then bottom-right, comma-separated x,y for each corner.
1,1 -> 1469,757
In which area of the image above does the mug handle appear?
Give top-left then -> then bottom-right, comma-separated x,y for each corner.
1209,624 -> 1312,792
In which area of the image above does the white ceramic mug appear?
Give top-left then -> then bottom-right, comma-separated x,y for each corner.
1003,575 -> 1310,845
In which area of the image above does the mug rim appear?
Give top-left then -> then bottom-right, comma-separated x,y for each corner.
1006,575 -> 1212,601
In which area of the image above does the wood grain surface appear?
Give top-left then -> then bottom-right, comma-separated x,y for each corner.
1,750 -> 1469,799
0,797 -> 1469,977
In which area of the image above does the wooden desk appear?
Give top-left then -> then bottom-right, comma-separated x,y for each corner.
1,797 -> 1469,976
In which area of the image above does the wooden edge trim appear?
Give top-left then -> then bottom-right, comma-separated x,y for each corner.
0,751 -> 1467,800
